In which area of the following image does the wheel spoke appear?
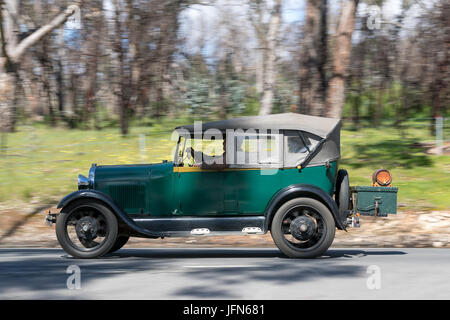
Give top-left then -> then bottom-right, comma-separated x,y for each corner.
281,204 -> 326,250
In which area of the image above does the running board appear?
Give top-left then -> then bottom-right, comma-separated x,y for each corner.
133,216 -> 266,237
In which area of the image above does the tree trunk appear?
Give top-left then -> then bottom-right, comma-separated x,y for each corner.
430,3 -> 449,134
68,72 -> 79,128
55,28 -> 65,116
41,59 -> 56,126
119,98 -> 129,136
84,16 -> 101,129
0,67 -> 15,132
298,0 -> 327,116
258,0 -> 282,116
56,59 -> 64,114
0,0 -> 18,132
154,0 -> 181,118
374,82 -> 384,128
112,0 -> 133,136
352,81 -> 361,130
256,49 -> 265,95
325,0 -> 358,119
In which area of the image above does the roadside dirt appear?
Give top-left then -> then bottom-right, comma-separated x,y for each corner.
0,201 -> 449,248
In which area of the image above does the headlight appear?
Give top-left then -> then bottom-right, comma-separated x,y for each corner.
78,174 -> 90,189
78,163 -> 97,190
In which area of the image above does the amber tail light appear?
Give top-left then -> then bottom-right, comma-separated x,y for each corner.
372,169 -> 392,187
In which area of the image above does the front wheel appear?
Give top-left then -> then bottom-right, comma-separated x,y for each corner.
270,198 -> 335,258
56,199 -> 118,259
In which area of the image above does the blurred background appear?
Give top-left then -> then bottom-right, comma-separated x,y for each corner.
0,0 -> 448,248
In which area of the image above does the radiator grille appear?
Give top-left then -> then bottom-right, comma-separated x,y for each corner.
109,184 -> 146,210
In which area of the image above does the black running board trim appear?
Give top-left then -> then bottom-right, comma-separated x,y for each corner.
133,216 -> 266,236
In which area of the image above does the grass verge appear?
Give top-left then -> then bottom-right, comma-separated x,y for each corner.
0,119 -> 449,210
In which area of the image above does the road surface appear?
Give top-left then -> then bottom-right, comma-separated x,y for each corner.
0,247 -> 449,299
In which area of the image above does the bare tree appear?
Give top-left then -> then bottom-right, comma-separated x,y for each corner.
110,0 -> 132,135
82,2 -> 104,129
0,0 -> 82,132
298,0 -> 327,116
325,0 -> 358,119
249,0 -> 282,116
427,1 -> 449,131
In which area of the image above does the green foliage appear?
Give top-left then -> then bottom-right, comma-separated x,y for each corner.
343,82 -> 443,121
185,75 -> 215,116
273,77 -> 298,114
222,78 -> 246,114
242,96 -> 260,116
273,86 -> 296,114
184,74 -> 247,117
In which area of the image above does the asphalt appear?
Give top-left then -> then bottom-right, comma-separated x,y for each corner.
0,247 -> 449,299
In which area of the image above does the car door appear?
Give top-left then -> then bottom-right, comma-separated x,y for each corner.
173,136 -> 225,216
174,167 -> 224,215
230,132 -> 283,215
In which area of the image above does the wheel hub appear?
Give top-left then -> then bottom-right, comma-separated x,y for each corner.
290,216 -> 316,241
75,216 -> 98,240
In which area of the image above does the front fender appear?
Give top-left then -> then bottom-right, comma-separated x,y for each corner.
264,184 -> 346,231
57,190 -> 167,238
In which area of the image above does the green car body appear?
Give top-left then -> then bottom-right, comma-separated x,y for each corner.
92,161 -> 337,217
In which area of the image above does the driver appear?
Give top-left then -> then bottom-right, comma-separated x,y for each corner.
186,139 -> 227,169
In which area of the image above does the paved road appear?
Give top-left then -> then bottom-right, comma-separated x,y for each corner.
0,247 -> 449,299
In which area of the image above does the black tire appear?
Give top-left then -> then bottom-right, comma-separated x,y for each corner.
56,199 -> 118,259
270,198 -> 335,258
108,235 -> 130,253
335,169 -> 350,224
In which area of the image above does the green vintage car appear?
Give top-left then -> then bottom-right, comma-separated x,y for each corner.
46,113 -> 398,259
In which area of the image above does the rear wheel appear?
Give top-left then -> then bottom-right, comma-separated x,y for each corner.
270,198 -> 335,258
56,200 -> 118,259
108,235 -> 130,253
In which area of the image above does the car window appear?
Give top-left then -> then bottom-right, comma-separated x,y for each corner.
286,135 -> 308,153
233,133 -> 282,167
283,130 -> 320,167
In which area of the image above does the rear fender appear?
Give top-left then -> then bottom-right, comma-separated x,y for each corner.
264,184 -> 346,231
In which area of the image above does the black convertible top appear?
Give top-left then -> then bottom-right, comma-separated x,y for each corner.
176,113 -> 341,138
175,113 -> 341,166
